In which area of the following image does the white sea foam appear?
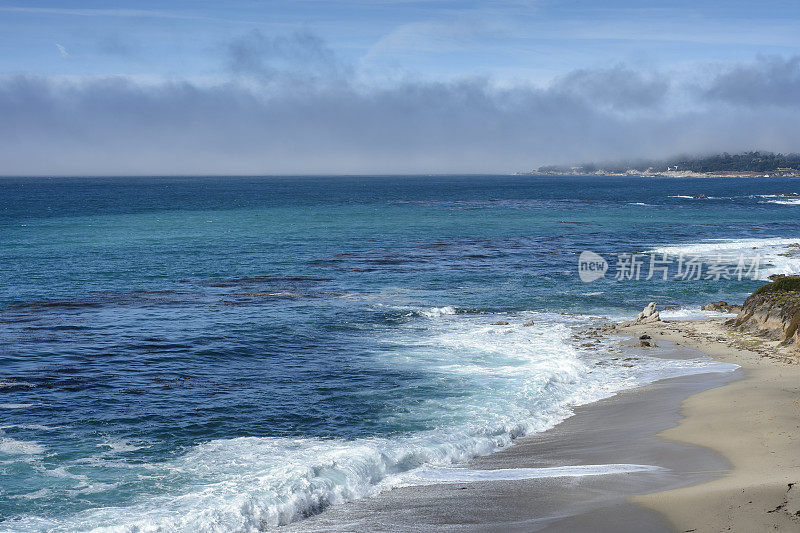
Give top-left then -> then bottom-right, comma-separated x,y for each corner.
72,482 -> 120,495
0,437 -> 46,456
751,193 -> 800,204
0,425 -> 59,431
0,403 -> 37,409
10,489 -> 53,501
0,381 -> 35,389
97,439 -> 146,454
648,237 -> 800,280
5,311 -> 735,532
667,195 -> 729,199
660,307 -> 737,320
649,237 -> 798,256
398,464 -> 665,485
419,305 -> 459,317
765,198 -> 800,205
44,466 -> 88,481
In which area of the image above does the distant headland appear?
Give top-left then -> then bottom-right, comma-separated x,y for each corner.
521,151 -> 800,177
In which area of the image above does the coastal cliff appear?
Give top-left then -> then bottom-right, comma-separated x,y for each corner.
732,276 -> 800,349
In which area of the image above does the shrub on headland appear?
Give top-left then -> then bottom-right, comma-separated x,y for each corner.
735,276 -> 800,347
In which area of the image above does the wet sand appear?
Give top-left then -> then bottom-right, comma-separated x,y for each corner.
284,340 -> 738,532
622,319 -> 800,532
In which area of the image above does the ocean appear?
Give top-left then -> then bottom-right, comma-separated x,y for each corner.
1,175 -> 798,531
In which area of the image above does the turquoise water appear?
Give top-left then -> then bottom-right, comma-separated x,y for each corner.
0,175 -> 798,530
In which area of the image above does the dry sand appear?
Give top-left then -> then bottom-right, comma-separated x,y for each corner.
620,318 -> 800,532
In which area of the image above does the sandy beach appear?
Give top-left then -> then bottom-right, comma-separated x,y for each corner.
620,318 -> 800,532
280,315 -> 800,532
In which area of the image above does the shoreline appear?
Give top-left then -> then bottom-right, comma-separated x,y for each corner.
618,318 -> 800,531
284,316 -> 800,532
520,171 -> 800,178
283,333 -> 743,532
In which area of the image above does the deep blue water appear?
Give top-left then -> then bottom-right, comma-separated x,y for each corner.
0,175 -> 798,530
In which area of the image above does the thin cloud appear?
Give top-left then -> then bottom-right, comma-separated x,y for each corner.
55,43 -> 69,58
225,30 -> 350,84
0,6 -> 205,20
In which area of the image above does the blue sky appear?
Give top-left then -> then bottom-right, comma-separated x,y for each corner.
1,1 -> 800,174
3,0 -> 800,83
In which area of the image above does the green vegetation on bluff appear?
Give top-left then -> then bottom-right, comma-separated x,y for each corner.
754,276 -> 800,296
752,277 -> 800,311
536,151 -> 800,175
662,152 -> 800,173
736,276 -> 800,345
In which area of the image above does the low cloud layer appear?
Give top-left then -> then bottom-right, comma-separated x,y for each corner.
1,39 -> 799,175
702,55 -> 800,107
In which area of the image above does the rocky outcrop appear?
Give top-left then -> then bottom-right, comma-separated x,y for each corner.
732,277 -> 800,348
634,302 -> 660,324
701,301 -> 743,313
776,244 -> 800,259
610,302 -> 661,329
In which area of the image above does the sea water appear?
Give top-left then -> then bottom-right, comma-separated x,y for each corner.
1,175 -> 798,530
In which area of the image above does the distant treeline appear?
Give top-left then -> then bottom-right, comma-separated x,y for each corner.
538,152 -> 800,174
